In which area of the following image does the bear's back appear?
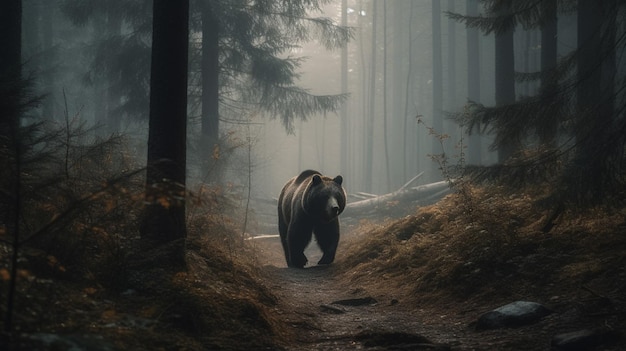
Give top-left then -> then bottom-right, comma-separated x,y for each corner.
293,169 -> 321,185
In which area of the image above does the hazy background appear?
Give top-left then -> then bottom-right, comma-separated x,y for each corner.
20,0 -> 579,202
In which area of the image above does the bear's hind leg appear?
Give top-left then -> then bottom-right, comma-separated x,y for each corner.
314,220 -> 340,265
278,214 -> 290,266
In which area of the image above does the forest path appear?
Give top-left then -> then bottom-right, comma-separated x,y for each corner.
255,239 -> 461,350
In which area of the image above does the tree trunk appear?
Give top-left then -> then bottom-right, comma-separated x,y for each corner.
431,0 -> 443,180
539,0 -> 557,146
494,5 -> 516,162
571,0 -> 617,199
0,0 -> 22,136
201,0 -> 220,180
340,0 -> 349,183
364,0 -> 378,192
106,11 -> 122,135
40,1 -> 54,121
466,0 -> 482,165
382,1 -> 391,192
447,0 -> 456,109
0,0 -> 21,334
391,1 -> 407,189
140,0 -> 190,267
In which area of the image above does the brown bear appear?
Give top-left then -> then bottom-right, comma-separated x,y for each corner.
278,170 -> 347,268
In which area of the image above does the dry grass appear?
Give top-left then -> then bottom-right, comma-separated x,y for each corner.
0,126 -> 293,349
337,184 -> 626,309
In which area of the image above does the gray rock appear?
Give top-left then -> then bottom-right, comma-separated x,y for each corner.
552,329 -> 619,350
476,300 -> 552,330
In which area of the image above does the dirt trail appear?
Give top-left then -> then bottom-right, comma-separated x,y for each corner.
255,240 -> 460,350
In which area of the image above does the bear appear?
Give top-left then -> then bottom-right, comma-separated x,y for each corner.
278,170 -> 347,268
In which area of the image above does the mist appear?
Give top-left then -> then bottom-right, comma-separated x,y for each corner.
4,1 -> 626,349
16,0 -> 583,204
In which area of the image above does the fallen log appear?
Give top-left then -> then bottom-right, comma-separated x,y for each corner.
342,177 -> 451,219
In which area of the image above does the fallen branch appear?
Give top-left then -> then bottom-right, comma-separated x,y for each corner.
343,179 -> 451,218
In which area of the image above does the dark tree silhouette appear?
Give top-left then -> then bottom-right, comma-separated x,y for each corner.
448,0 -> 626,205
494,4 -> 516,163
200,0 -> 220,176
0,0 -> 22,334
465,0 -> 481,165
0,0 -> 22,136
431,0 -> 443,179
538,0 -> 557,146
140,0 -> 189,266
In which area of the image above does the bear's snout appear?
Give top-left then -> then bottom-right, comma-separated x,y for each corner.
326,197 -> 341,219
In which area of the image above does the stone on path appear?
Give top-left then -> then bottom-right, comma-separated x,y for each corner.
476,300 -> 552,330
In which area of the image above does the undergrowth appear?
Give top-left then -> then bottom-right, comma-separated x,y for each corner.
0,122 -> 286,350
338,185 -> 626,309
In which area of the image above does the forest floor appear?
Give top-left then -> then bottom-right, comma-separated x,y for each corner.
1,184 -> 625,350
254,240 -> 623,350
252,185 -> 626,350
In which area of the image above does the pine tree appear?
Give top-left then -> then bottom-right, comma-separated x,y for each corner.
448,0 -> 626,205
139,0 -> 189,267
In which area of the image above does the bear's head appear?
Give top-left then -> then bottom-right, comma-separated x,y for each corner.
302,174 -> 346,223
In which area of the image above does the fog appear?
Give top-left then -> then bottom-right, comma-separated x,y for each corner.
19,0 -> 580,202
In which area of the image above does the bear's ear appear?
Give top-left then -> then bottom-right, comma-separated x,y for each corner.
333,175 -> 343,186
312,174 -> 323,186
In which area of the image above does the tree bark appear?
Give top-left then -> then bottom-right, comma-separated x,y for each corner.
140,0 -> 190,267
0,0 -> 21,333
0,0 -> 22,137
382,1 -> 391,192
431,0 -> 443,180
539,0 -> 557,146
494,5 -> 516,162
340,0 -> 349,183
364,0 -> 378,192
201,0 -> 220,179
466,0 -> 482,165
571,0 -> 617,199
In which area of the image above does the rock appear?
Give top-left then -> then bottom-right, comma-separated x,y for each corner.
476,301 -> 552,330
552,329 -> 619,350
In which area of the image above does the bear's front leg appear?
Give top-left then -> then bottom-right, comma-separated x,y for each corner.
287,220 -> 313,268
289,251 -> 308,268
314,220 -> 340,265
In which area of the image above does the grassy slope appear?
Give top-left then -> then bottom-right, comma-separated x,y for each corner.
337,185 -> 625,336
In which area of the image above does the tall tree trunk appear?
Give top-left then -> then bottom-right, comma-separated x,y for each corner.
140,0 -> 189,267
390,1 -> 407,189
201,0 -> 220,180
0,0 -> 22,136
40,1 -> 54,121
403,1 -> 415,182
494,5 -> 516,162
340,0 -> 349,183
0,0 -> 21,334
445,0 -> 457,158
539,0 -> 557,146
466,0 -> 481,165
446,0 -> 456,111
382,1 -> 391,192
572,0 -> 617,199
431,0 -> 443,180
106,11 -> 122,134
364,0 -> 377,192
